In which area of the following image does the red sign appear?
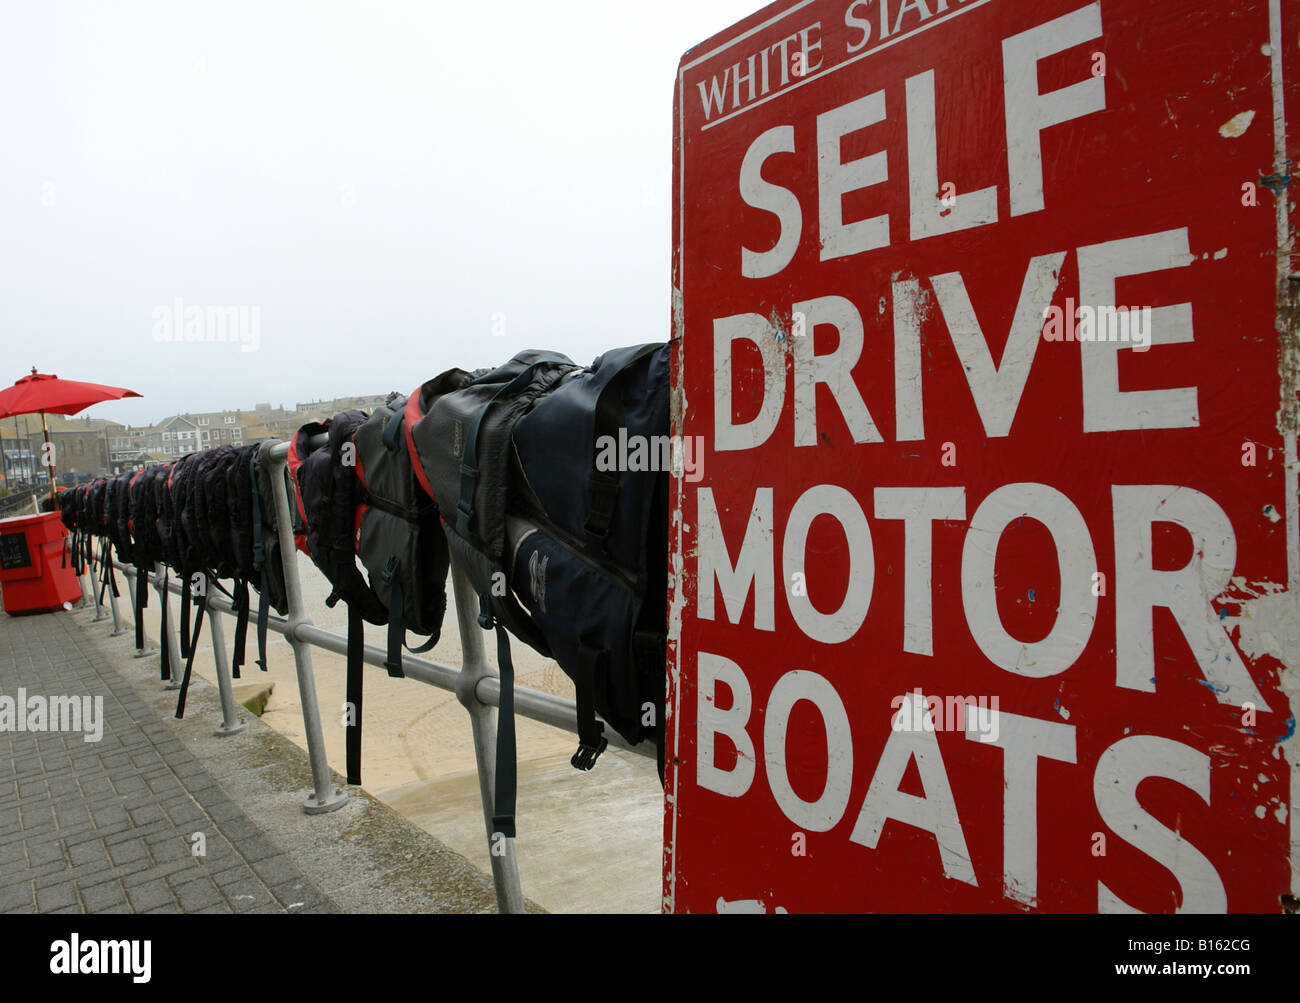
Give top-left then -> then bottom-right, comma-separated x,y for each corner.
665,0 -> 1298,913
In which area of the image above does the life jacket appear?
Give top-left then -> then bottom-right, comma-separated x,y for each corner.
59,484 -> 86,574
250,438 -> 292,671
221,444 -> 261,679
405,343 -> 671,840
127,465 -> 164,650
287,404 -> 453,786
81,478 -> 116,605
353,393 -> 451,670
109,470 -> 136,567
94,471 -> 135,607
288,411 -> 388,785
165,446 -> 231,717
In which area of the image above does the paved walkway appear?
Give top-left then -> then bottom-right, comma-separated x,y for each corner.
0,608 -> 337,914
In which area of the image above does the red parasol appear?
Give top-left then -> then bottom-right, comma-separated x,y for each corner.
0,368 -> 142,499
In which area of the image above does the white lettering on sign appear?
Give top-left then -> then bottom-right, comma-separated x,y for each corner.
1093,736 -> 1225,913
715,235 -> 1197,444
697,22 -> 825,122
695,665 -> 1228,909
732,5 -> 1106,267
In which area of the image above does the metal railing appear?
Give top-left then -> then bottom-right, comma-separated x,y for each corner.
0,492 -> 40,519
77,439 -> 655,914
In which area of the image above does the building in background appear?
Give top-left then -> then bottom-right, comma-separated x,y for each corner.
150,415 -> 201,458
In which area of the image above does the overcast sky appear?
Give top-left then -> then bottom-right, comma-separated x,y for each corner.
0,0 -> 759,428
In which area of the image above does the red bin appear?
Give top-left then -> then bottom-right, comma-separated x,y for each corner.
0,511 -> 82,615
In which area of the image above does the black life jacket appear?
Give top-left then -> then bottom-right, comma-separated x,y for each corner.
250,438 -> 292,671
406,343 -> 671,840
127,465 -> 163,650
288,412 -> 387,786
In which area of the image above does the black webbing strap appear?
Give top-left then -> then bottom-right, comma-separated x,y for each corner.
159,569 -> 171,681
491,618 -> 517,840
585,343 -> 663,548
174,576 -> 207,719
98,542 -> 119,603
381,558 -> 406,678
249,448 -> 264,559
456,355 -> 568,539
180,577 -> 192,659
231,580 -> 249,680
345,602 -> 364,786
107,547 -> 119,598
407,633 -> 436,654
134,564 -> 148,649
255,568 -> 270,672
96,545 -> 109,604
570,643 -> 609,771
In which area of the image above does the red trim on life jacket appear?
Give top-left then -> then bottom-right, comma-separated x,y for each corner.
404,385 -> 438,502
354,439 -> 367,493
286,429 -> 311,527
354,503 -> 366,556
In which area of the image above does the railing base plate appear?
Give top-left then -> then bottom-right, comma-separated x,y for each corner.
303,787 -> 348,815
215,720 -> 248,737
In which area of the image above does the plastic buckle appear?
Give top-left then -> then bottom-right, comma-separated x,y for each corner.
570,734 -> 608,771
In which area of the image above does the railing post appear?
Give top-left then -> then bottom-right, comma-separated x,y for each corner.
78,567 -> 93,609
450,566 -> 526,914
157,562 -> 182,689
107,559 -> 126,637
76,541 -> 93,609
267,450 -> 347,815
206,599 -> 248,737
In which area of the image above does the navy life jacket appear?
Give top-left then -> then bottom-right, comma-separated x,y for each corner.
406,343 -> 671,840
